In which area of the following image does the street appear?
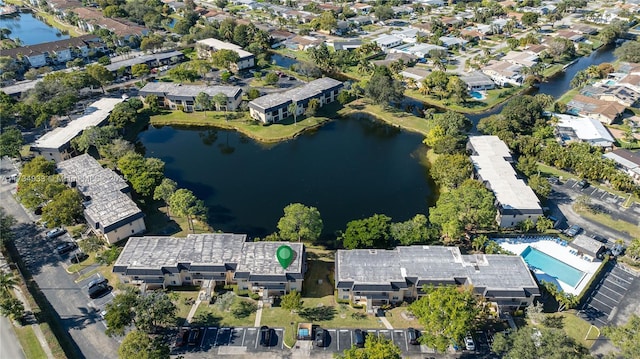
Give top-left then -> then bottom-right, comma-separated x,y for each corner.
0,315 -> 26,359
1,158 -> 118,359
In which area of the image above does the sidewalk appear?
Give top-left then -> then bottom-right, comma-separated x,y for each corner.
12,287 -> 55,359
254,300 -> 264,327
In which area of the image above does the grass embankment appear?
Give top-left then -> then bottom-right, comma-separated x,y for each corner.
543,64 -> 565,78
32,11 -> 83,37
13,324 -> 47,359
405,86 -> 527,114
557,88 -> 580,104
66,252 -> 97,274
149,110 -> 331,143
338,99 -> 431,136
542,311 -> 599,348
574,207 -> 640,239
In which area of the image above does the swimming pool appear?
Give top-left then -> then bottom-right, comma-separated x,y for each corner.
521,246 -> 585,288
606,80 -> 616,86
470,91 -> 483,99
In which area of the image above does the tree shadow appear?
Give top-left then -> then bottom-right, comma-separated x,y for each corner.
299,306 -> 336,322
190,312 -> 222,327
542,315 -> 565,329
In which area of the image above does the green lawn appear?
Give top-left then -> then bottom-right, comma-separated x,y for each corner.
34,11 -> 83,37
385,307 -> 422,329
14,324 -> 47,359
574,206 -> 640,239
405,86 -> 526,114
557,88 -> 580,104
66,252 -> 97,274
192,296 -> 257,327
169,289 -> 200,325
149,110 -> 332,143
543,64 -> 564,78
545,311 -> 599,348
338,99 -> 431,136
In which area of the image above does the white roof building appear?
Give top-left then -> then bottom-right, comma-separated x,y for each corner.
468,136 -> 543,228
555,114 -> 615,148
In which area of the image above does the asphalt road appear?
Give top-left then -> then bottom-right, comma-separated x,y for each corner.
0,315 -> 26,359
1,158 -> 118,359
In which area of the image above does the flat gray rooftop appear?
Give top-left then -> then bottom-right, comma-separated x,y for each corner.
105,50 -> 183,71
336,246 -> 538,291
0,79 -> 41,95
115,234 -> 304,275
32,97 -> 124,151
249,77 -> 342,111
139,82 -> 241,98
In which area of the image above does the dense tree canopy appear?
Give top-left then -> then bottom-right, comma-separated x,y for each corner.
614,40 -> 640,63
430,153 -> 472,189
409,285 -> 481,352
119,331 -> 169,359
492,326 -> 590,359
603,315 -> 640,358
389,214 -> 434,245
41,189 -> 83,227
109,100 -> 143,128
338,335 -> 402,359
365,66 -> 404,107
277,203 -> 323,242
117,152 -> 165,197
341,214 -> 392,249
0,127 -> 23,159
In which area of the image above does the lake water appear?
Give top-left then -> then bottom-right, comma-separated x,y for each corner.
0,12 -> 69,46
138,118 -> 434,237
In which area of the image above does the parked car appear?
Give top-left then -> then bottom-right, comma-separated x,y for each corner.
465,335 -> 475,351
187,327 -> 201,346
315,328 -> 326,347
577,179 -> 589,189
565,224 -> 582,237
611,243 -> 625,257
46,228 -> 66,239
174,328 -> 189,347
354,329 -> 365,348
88,283 -> 111,299
69,252 -> 89,264
260,326 -> 272,347
592,235 -> 608,244
55,241 -> 77,255
88,277 -> 108,289
407,327 -> 419,345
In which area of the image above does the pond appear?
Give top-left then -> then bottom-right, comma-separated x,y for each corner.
138,117 -> 434,238
0,12 -> 69,46
271,53 -> 299,69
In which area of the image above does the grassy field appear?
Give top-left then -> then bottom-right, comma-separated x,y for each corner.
66,252 -> 97,274
385,307 -> 422,329
544,311 -> 599,348
405,86 -> 525,114
192,296 -> 257,327
557,88 -> 580,104
34,11 -> 83,37
338,99 -> 431,136
149,110 -> 332,143
14,324 -> 48,359
543,64 -> 565,78
169,289 -> 200,325
574,206 -> 640,239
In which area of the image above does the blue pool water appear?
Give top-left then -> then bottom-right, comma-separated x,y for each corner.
606,80 -> 616,85
470,91 -> 483,99
521,246 -> 584,288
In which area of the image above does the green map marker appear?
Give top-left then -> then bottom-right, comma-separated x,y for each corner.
276,245 -> 294,269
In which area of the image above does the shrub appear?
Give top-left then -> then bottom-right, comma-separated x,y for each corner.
249,292 -> 260,300
214,292 -> 235,312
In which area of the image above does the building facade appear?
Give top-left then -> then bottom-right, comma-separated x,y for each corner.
196,38 -> 255,70
138,83 -> 243,112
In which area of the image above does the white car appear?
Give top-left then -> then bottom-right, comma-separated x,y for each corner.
465,336 -> 475,351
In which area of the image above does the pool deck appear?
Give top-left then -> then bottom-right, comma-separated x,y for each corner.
495,237 -> 602,296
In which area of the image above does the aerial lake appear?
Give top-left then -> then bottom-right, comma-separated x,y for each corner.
138,117 -> 434,238
0,12 -> 69,46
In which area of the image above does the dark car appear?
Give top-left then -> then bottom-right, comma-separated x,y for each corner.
187,327 -> 201,346
407,328 -> 419,345
88,283 -> 111,299
577,179 -> 589,189
315,328 -> 326,347
354,329 -> 365,348
174,328 -> 190,348
592,235 -> 608,244
46,228 -> 66,239
88,277 -> 108,289
260,326 -> 272,347
69,252 -> 89,264
55,241 -> 77,255
565,224 -> 582,237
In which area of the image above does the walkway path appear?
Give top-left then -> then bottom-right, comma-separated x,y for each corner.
254,300 -> 264,327
12,287 -> 55,359
378,315 -> 394,329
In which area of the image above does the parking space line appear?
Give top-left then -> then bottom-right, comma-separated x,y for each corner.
598,284 -> 624,299
241,328 -> 246,346
596,290 -> 620,305
604,278 -> 629,291
591,297 -> 614,311
609,272 -> 632,286
612,269 -> 635,282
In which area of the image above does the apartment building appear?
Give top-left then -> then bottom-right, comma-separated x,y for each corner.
138,83 -> 243,111
196,38 -> 255,70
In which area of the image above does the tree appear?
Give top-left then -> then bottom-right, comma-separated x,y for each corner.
312,11 -> 337,32
0,127 -> 24,159
341,214 -> 392,249
153,178 -> 177,216
472,234 -> 489,252
109,101 -> 140,129
521,12 -> 539,27
277,203 -> 323,242
170,189 -> 206,232
105,288 -> 139,337
215,0 -> 228,8
144,94 -> 160,113
365,66 -> 404,107
430,153 -> 472,189
446,76 -> 469,104
195,92 -> 212,114
119,331 -> 170,359
167,66 -> 198,83
528,174 -> 551,199
603,315 -> 640,359
409,285 -> 481,353
390,214 -> 433,245
71,125 -> 119,155
41,189 -> 83,227
247,88 -> 260,100
305,98 -> 320,117
626,238 -> 640,262
86,64 -> 113,93
516,155 -> 538,177
264,72 -> 279,85
131,63 -> 150,78
429,179 -> 496,241
100,139 -> 135,163
536,216 -> 554,232
338,335 -> 402,359
374,5 -> 394,21
0,272 -> 18,295
280,289 -> 302,311
0,297 -> 24,321
308,43 -> 334,71
212,93 -> 227,112
0,210 -> 16,251
547,37 -> 575,61
134,291 -> 177,333
614,40 -> 640,63
287,102 -> 299,125
210,49 -> 240,70
492,326 -> 590,359
117,152 -> 165,197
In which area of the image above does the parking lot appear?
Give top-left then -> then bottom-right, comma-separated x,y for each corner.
579,263 -> 637,327
310,328 -> 431,355
561,179 -> 640,224
173,327 -> 284,356
77,273 -> 115,318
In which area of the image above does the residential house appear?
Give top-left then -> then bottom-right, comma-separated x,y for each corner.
351,3 -> 373,15
468,136 -> 543,228
569,235 -> 606,262
138,83 -> 243,112
581,84 -> 640,108
374,35 -> 403,51
618,73 -> 640,94
329,40 -> 363,51
567,94 -> 626,124
603,149 -> 640,184
390,43 -> 445,58
31,97 -> 125,162
439,36 -> 468,49
400,67 -> 431,85
571,24 -> 598,35
371,52 -> 418,67
555,30 -> 586,43
285,35 -> 323,51
335,246 -> 539,312
113,233 -> 305,297
350,16 -> 374,27
460,71 -> 496,91
73,7 -> 149,43
482,60 -> 524,87
391,28 -> 423,44
0,79 -> 41,99
57,154 -> 146,244
554,114 -> 615,148
196,38 -> 255,71
503,50 -> 539,67
248,77 -> 343,123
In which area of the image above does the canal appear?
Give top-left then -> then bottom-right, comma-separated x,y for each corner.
0,9 -> 69,46
138,45 -> 618,238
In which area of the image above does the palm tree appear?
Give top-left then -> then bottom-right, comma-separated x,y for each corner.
287,102 -> 298,125
0,272 -> 18,295
356,59 -> 373,74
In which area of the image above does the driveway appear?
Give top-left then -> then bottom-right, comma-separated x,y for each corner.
0,157 -> 119,359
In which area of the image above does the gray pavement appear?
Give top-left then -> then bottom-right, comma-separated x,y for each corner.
0,315 -> 26,359
1,157 -> 118,359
